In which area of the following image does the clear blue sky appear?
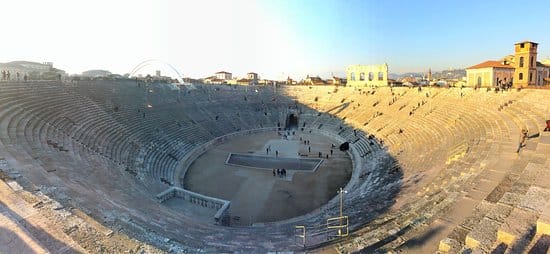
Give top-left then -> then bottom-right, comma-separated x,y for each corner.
1,0 -> 549,79
263,0 -> 550,75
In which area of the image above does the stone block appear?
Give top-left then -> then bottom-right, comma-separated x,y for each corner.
486,203 -> 513,223
497,208 -> 538,246
465,218 -> 500,251
537,203 -> 550,235
447,226 -> 470,244
498,192 -> 522,206
461,201 -> 494,230
465,234 -> 480,249
518,186 -> 550,213
536,218 -> 550,236
438,237 -> 460,253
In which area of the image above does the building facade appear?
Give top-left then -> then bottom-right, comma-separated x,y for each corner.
466,41 -> 550,88
81,69 -> 112,78
466,61 -> 514,88
247,72 -> 258,80
0,61 -> 65,81
215,71 -> 232,80
513,41 -> 538,87
346,64 -> 388,87
537,62 -> 550,86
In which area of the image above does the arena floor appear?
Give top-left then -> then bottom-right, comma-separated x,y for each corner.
183,130 -> 353,225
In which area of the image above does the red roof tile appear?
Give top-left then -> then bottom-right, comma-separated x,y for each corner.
467,60 -> 514,70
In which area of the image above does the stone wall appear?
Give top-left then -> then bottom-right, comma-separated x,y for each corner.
156,187 -> 231,224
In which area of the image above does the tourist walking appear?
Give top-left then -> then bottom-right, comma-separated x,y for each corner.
516,129 -> 528,153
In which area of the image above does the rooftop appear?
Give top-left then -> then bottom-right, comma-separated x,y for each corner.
466,60 -> 515,70
515,41 -> 538,45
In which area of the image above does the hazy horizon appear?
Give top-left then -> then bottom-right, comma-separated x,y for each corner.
1,0 -> 549,80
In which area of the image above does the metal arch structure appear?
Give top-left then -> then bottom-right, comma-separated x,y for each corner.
129,59 -> 184,83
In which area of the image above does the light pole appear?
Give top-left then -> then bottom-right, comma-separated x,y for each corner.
338,187 -> 347,217
337,187 -> 348,236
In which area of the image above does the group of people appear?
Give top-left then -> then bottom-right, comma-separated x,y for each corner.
1,70 -> 11,80
273,168 -> 287,177
1,70 -> 27,81
316,149 -> 334,159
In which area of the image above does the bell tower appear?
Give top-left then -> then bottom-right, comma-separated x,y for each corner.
513,41 -> 538,88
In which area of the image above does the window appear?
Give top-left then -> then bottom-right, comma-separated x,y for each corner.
519,72 -> 523,80
519,57 -> 524,68
350,72 -> 355,81
359,72 -> 365,81
531,58 -> 534,67
477,76 -> 482,86
529,72 -> 532,82
368,72 -> 374,81
520,43 -> 525,48
378,72 -> 384,81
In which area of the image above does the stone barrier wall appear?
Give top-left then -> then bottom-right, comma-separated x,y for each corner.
156,187 -> 231,223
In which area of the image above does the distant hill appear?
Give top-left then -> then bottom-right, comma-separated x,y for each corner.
432,69 -> 466,80
389,72 -> 424,80
389,69 -> 466,80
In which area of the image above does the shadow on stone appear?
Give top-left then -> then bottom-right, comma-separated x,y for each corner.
490,242 -> 508,254
401,225 -> 445,248
528,235 -> 550,254
508,225 -> 536,254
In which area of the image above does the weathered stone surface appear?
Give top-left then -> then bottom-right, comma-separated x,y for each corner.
537,203 -> 550,236
486,203 -> 513,223
439,237 -> 460,253
461,201 -> 495,230
466,218 -> 500,251
498,192 -> 522,206
518,186 -> 550,213
497,208 -> 538,246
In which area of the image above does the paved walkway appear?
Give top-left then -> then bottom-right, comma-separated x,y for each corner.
0,179 -> 85,254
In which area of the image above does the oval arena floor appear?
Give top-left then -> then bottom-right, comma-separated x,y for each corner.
1,80 -> 550,253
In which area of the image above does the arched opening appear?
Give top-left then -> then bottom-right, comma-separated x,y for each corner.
519,56 -> 524,68
286,113 -> 298,129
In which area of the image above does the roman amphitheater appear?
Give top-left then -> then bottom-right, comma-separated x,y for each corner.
1,80 -> 550,254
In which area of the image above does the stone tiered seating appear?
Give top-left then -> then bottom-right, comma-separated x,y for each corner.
1,81 -> 550,253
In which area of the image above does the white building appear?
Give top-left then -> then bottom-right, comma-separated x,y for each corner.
215,71 -> 232,80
